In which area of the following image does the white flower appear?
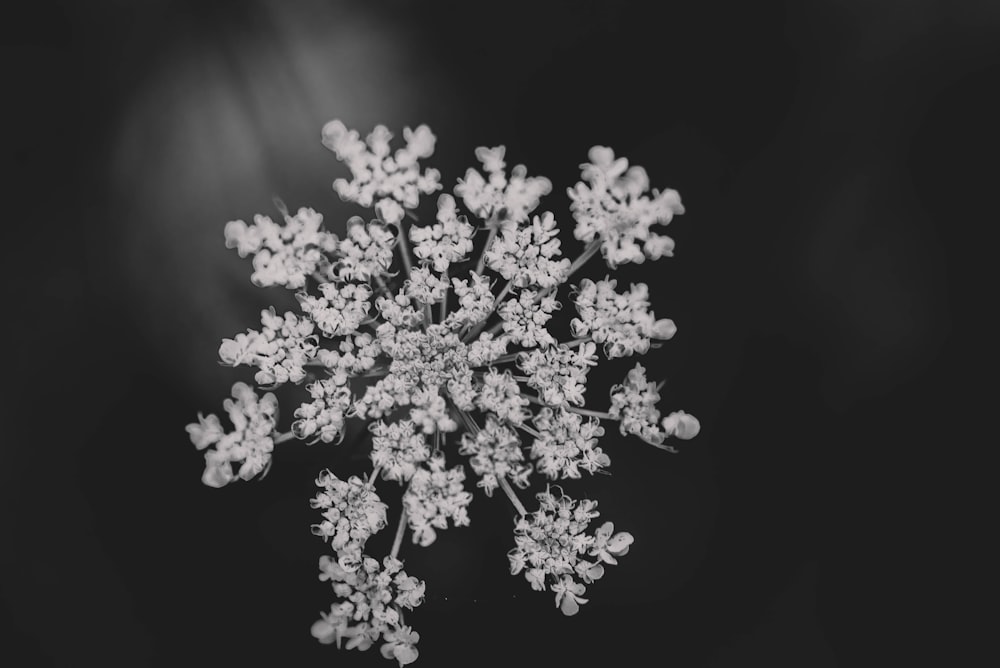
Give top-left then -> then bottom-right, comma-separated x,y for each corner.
446,272 -> 495,329
293,376 -> 352,444
517,341 -> 598,407
219,308 -> 318,387
322,120 -> 441,215
458,418 -> 532,497
404,265 -> 449,305
409,194 -> 476,273
369,419 -> 431,483
224,207 -> 337,289
589,521 -> 634,565
484,211 -> 571,289
380,626 -> 420,667
313,553 -> 425,655
608,363 -> 669,446
310,470 -> 388,567
297,281 -> 373,338
662,410 -> 701,440
192,119 -> 700,663
454,145 -> 552,225
496,289 -> 560,348
530,408 -> 610,480
507,487 -> 620,616
186,382 -> 279,487
403,453 -> 473,547
475,368 -> 530,425
571,277 -> 675,358
568,145 -> 684,267
333,217 -> 396,282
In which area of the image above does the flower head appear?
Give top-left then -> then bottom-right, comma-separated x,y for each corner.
189,119 -> 700,663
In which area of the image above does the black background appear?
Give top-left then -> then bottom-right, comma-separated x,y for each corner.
1,1 -> 990,666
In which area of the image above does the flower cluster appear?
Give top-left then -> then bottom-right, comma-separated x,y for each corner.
508,487 -> 633,616
186,381 -> 279,487
186,120 -> 699,664
312,554 -> 425,665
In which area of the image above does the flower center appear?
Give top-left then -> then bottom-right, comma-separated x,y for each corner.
385,324 -> 471,392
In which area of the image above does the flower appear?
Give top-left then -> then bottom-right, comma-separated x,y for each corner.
186,382 -> 278,487
568,146 -> 685,268
189,119 -> 700,663
224,207 -> 337,289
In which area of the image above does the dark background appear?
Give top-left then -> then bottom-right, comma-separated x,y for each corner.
1,0 -> 990,666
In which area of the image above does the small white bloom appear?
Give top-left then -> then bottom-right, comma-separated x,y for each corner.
370,419 -> 431,483
484,211 -> 570,289
568,145 -> 684,268
224,207 -> 337,289
409,194 -> 475,273
458,418 -> 531,497
403,453 -> 472,547
571,277 -> 675,358
496,290 -> 560,349
454,145 -> 552,225
187,382 -> 279,487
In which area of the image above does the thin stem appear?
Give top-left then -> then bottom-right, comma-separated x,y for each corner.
439,269 -> 449,323
395,221 -> 415,280
498,477 -> 528,517
474,217 -> 500,276
563,238 -> 602,282
373,274 -> 393,300
368,465 -> 382,485
274,431 -> 297,444
390,507 -> 408,559
520,393 -> 614,419
513,421 -> 541,439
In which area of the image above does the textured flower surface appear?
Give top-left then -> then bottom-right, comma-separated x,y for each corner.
186,120 -> 699,663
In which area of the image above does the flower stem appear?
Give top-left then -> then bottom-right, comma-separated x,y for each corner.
439,269 -> 449,323
520,393 -> 614,419
395,221 -> 415,280
368,465 -> 382,485
274,431 -> 296,444
390,507 -> 408,559
474,215 -> 500,276
498,476 -> 527,517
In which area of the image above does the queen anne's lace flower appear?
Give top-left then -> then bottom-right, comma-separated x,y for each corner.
312,554 -> 425,660
311,470 -> 389,570
224,207 -> 338,289
409,194 -> 476,273
403,453 -> 473,547
293,376 -> 352,444
454,145 -> 552,225
322,120 -> 441,217
571,278 -> 676,358
496,290 -> 560,348
298,281 -> 373,338
568,145 -> 685,268
370,419 -> 431,482
190,119 -> 700,664
530,408 -> 610,480
483,211 -> 571,288
508,487 -> 631,616
458,417 -> 532,496
186,382 -> 279,487
517,341 -> 599,407
219,308 -> 318,387
608,363 -> 672,447
334,217 -> 398,282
